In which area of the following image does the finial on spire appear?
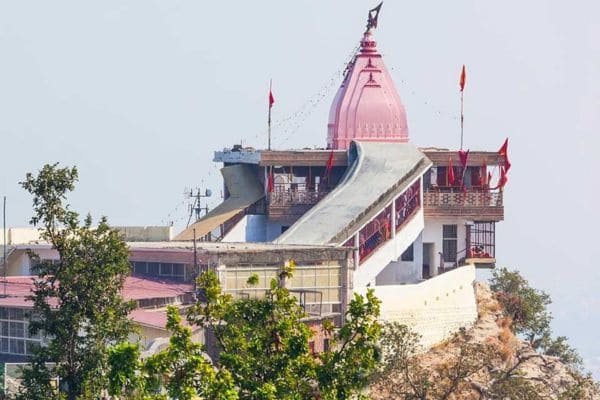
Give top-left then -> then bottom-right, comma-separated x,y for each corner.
366,2 -> 383,32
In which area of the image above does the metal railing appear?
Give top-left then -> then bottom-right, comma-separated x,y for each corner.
268,183 -> 330,206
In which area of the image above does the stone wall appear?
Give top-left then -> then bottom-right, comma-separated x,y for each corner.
366,265 -> 477,348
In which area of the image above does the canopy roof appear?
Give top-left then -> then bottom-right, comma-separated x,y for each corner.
174,164 -> 264,241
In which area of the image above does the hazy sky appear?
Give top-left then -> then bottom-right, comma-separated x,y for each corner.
1,0 -> 599,376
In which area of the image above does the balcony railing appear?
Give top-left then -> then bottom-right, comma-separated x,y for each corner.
268,183 -> 330,207
423,189 -> 504,220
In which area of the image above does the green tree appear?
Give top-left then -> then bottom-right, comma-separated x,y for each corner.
17,163 -> 135,400
142,306 -> 238,400
107,343 -> 143,399
490,267 -> 582,366
187,264 -> 382,400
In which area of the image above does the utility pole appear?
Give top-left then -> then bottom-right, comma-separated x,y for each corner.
3,196 -> 7,298
193,228 -> 198,293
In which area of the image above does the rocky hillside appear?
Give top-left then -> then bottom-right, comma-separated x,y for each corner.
370,283 -> 600,399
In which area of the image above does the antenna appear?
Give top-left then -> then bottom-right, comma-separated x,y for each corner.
185,187 -> 212,228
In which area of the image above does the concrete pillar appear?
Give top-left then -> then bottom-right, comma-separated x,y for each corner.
354,233 -> 360,268
217,263 -> 227,289
391,199 -> 396,239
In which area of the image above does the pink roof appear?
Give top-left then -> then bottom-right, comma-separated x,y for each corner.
327,29 -> 408,150
128,307 -> 194,330
0,276 -> 193,309
122,276 -> 192,300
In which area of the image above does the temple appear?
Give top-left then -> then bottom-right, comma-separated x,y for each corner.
0,4 -> 510,380
171,3 -> 508,347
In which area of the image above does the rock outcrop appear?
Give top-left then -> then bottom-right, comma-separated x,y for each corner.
370,283 -> 600,399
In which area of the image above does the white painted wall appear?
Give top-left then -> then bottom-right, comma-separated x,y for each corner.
0,228 -> 41,245
422,217 -> 469,271
222,215 -> 267,242
266,219 -> 289,242
353,209 -> 424,289
6,248 -> 59,276
376,233 -> 423,285
363,265 -> 478,349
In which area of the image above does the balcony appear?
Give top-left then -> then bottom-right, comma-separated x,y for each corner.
268,183 -> 330,223
423,189 -> 504,221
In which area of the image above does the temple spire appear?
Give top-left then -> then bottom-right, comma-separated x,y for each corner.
327,2 -> 408,150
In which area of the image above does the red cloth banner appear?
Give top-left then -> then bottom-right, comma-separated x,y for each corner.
267,168 -> 274,193
448,157 -> 456,185
490,166 -> 508,190
458,149 -> 470,168
269,90 -> 275,108
498,138 -> 511,172
324,150 -> 334,177
460,65 -> 466,92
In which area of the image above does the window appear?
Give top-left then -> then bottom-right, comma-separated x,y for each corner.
132,261 -> 185,280
173,264 -> 184,277
401,244 -> 414,262
160,263 -> 173,276
442,225 -> 458,262
133,261 -> 147,274
147,262 -> 159,275
323,338 -> 330,352
0,307 -> 43,356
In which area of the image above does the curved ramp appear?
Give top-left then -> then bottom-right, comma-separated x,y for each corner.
276,141 -> 431,246
174,164 -> 264,241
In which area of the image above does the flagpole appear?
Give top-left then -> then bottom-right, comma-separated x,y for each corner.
460,89 -> 464,150
268,79 -> 272,151
459,65 -> 466,150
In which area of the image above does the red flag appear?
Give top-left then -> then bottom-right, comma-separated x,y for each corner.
458,149 -> 470,168
267,168 -> 274,193
491,166 -> 508,190
459,65 -> 466,92
500,167 -> 508,188
498,138 -> 511,172
448,157 -> 456,186
269,89 -> 275,108
324,150 -> 334,177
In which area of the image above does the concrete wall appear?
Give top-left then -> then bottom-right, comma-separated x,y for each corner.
6,248 -> 59,276
0,228 -> 42,245
365,265 -> 478,349
1,226 -> 172,245
353,209 -> 424,289
222,215 -> 267,242
375,233 -> 423,285
114,226 -> 173,242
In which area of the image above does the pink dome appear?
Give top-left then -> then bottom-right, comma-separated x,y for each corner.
327,30 -> 409,150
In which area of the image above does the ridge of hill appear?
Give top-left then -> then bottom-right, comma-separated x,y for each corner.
370,282 -> 600,399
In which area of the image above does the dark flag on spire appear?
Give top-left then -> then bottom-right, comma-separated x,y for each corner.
366,2 -> 383,31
